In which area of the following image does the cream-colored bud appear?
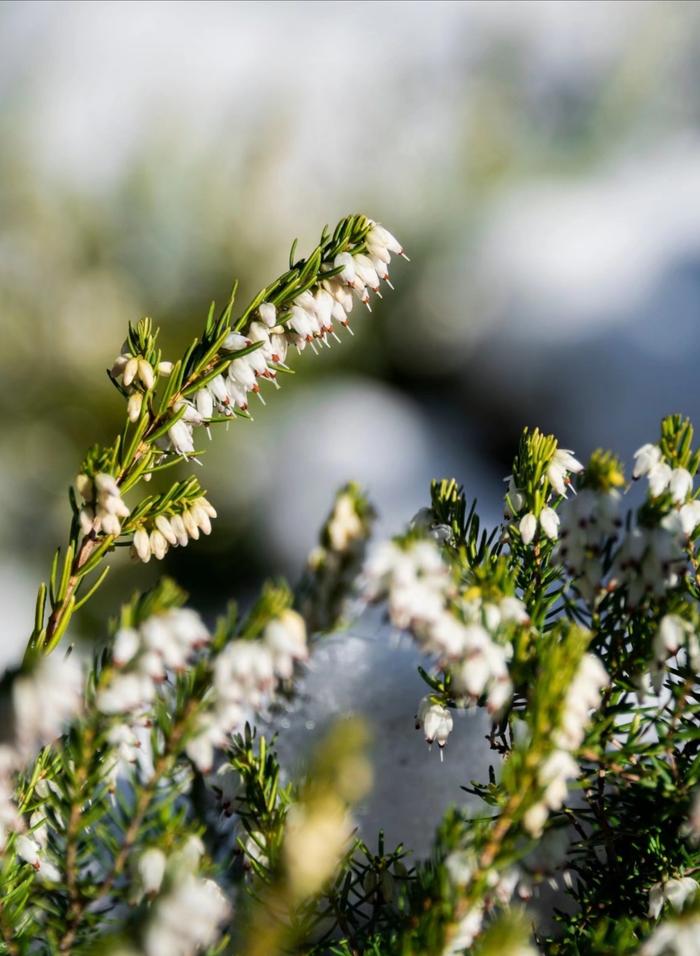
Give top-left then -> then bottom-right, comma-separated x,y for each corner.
149,529 -> 169,560
133,528 -> 151,562
157,360 -> 174,376
75,474 -> 92,501
123,356 -> 139,387
137,359 -> 155,390
101,513 -> 122,537
155,515 -> 178,546
127,392 -> 143,423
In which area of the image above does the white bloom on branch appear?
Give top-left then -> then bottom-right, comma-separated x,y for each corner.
442,906 -> 484,956
640,913 -> 700,956
547,448 -> 583,498
15,833 -> 61,882
263,609 -> 308,680
138,847 -> 167,895
13,655 -> 83,759
669,467 -> 693,503
144,872 -> 230,956
540,506 -> 560,540
648,876 -> 698,919
416,697 -> 453,753
634,443 -> 663,479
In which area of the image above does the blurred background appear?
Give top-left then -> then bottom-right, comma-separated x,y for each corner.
3,0 -> 700,849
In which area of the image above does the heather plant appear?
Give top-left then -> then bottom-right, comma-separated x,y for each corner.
0,215 -> 699,956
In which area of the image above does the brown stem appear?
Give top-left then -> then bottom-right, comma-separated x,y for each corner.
40,356 -> 221,655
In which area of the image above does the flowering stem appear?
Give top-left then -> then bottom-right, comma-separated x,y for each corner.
28,214 -> 397,659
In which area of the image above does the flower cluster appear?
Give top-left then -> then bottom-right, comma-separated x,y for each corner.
648,876 -> 698,920
523,653 -> 608,837
185,609 -> 308,772
610,525 -> 687,604
131,496 -> 217,563
97,607 -> 210,715
15,814 -> 61,884
0,655 -> 82,874
300,483 -> 375,634
163,221 -> 404,457
641,913 -> 700,956
111,349 -> 173,423
365,538 -> 526,750
607,440 -> 700,604
135,839 -> 230,956
76,472 -> 130,537
554,487 -> 622,602
505,436 -> 583,546
633,444 -> 694,502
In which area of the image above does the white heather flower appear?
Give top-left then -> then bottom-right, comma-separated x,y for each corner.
263,610 -> 308,680
523,802 -> 550,839
141,608 -> 210,670
539,749 -> 579,812
655,615 -> 686,658
15,834 -> 61,882
158,360 -> 174,376
144,873 -> 230,956
553,653 -> 608,751
429,612 -> 471,658
137,358 -> 155,390
168,420 -> 195,457
547,448 -> 583,497
221,331 -> 250,352
327,493 -> 364,551
649,461 -> 673,498
150,529 -> 169,561
640,913 -> 700,956
416,697 -> 453,751
364,538 -> 450,629
258,301 -> 277,327
442,906 -> 484,956
155,515 -> 178,546
138,847 -> 167,895
195,387 -> 214,420
106,723 -> 141,786
669,467 -> 693,503
133,527 -> 152,562
678,500 -> 700,536
499,596 -> 529,624
334,251 -> 358,286
127,392 -> 143,422
113,627 -> 140,667
122,356 -> 139,387
214,641 -> 275,708
540,506 -> 560,540
353,254 -> 381,292
13,655 -> 83,758
367,221 -> 406,258
519,512 -> 537,545
648,877 -> 698,919
634,443 -> 663,479
15,833 -> 40,867
444,850 -> 475,886
97,672 -> 156,715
